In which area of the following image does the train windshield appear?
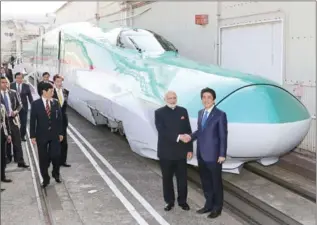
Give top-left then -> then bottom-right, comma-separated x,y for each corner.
119,29 -> 177,53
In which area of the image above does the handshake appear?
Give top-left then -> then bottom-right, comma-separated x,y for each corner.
179,134 -> 191,143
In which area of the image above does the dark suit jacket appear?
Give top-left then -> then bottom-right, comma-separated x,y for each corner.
191,107 -> 228,162
5,69 -> 13,83
155,105 -> 193,160
30,98 -> 63,142
37,80 -> 54,95
0,90 -> 22,116
1,104 -> 11,136
10,82 -> 33,110
52,88 -> 69,130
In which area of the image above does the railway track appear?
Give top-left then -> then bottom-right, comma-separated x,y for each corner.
112,132 -> 307,225
187,167 -> 303,225
25,132 -> 55,225
244,162 -> 316,202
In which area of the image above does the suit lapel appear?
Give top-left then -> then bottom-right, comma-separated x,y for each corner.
205,108 -> 216,125
198,110 -> 203,130
8,91 -> 15,110
202,107 -> 218,130
11,82 -> 17,91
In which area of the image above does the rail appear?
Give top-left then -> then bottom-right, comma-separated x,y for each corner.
26,130 -> 55,225
244,163 -> 315,202
187,168 -> 303,225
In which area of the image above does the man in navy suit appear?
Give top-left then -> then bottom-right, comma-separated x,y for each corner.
37,72 -> 53,95
10,72 -> 33,141
182,87 -> 228,219
52,74 -> 70,167
30,82 -> 63,187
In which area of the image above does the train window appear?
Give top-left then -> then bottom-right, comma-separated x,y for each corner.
118,29 -> 177,53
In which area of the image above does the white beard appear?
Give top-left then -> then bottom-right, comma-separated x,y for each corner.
166,103 -> 176,109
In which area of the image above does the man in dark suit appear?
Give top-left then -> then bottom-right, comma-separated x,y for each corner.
1,67 -> 7,78
1,103 -> 13,187
0,77 -> 29,168
154,91 -> 193,211
10,72 -> 33,141
37,72 -> 53,95
183,87 -> 228,219
2,63 -> 13,83
30,82 -> 63,187
52,74 -> 70,167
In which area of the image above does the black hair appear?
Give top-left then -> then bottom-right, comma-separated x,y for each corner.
200,87 -> 216,100
53,74 -> 62,81
15,72 -> 22,78
42,72 -> 50,77
39,82 -> 53,96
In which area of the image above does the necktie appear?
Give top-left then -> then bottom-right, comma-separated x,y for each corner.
57,89 -> 63,106
3,93 -> 10,114
45,100 -> 51,118
201,111 -> 208,128
18,84 -> 21,93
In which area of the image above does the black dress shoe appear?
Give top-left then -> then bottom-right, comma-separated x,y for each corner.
196,207 -> 212,214
1,178 -> 12,183
1,188 -> 5,192
164,203 -> 174,211
207,210 -> 221,218
61,163 -> 71,167
52,174 -> 62,183
6,158 -> 11,164
179,203 -> 190,211
18,163 -> 29,168
42,182 -> 49,188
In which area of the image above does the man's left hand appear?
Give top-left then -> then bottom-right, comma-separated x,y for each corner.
59,135 -> 64,142
217,156 -> 226,164
187,152 -> 193,160
7,135 -> 12,143
11,111 -> 18,117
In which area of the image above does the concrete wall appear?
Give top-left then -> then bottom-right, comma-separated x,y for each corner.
54,1 -> 316,153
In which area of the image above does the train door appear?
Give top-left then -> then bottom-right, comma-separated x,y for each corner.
58,31 -> 62,74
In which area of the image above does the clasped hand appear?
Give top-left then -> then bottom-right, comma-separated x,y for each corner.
179,134 -> 191,143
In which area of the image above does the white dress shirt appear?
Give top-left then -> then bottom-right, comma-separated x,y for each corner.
203,104 -> 215,118
42,97 -> 51,108
16,82 -> 22,93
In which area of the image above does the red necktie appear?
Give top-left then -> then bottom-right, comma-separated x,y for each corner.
45,100 -> 51,118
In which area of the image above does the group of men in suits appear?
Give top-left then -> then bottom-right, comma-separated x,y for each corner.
30,72 -> 70,187
0,75 -> 30,188
0,70 -> 71,189
155,88 -> 227,219
1,63 -> 13,83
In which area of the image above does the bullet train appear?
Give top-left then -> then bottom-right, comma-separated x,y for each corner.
25,22 -> 311,173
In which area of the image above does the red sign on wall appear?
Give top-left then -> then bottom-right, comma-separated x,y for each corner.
195,14 -> 208,25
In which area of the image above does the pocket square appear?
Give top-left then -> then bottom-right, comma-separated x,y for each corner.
181,116 -> 185,120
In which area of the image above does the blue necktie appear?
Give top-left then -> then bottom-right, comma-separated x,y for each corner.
3,93 -> 10,114
201,111 -> 208,128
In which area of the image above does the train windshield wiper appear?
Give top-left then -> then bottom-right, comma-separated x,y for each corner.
128,37 -> 143,53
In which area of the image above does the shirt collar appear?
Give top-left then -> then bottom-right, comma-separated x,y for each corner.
55,85 -> 62,91
42,96 -> 51,102
204,104 -> 215,114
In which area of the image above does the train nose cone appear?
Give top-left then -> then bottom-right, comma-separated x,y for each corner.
217,84 -> 311,157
